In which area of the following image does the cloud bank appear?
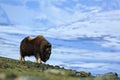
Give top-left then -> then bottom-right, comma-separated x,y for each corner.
0,0 -> 120,50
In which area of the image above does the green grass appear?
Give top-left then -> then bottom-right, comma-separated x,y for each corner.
0,57 -> 119,80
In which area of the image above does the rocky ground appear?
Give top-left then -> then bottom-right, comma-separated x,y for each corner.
0,56 -> 120,80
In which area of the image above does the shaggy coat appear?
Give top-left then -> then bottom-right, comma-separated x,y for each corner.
20,35 -> 52,63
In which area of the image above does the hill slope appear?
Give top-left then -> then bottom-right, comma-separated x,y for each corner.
0,57 -> 119,80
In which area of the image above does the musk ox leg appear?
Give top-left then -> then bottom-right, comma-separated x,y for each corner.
20,55 -> 25,62
35,54 -> 41,63
35,57 -> 41,63
38,57 -> 41,63
35,58 -> 41,63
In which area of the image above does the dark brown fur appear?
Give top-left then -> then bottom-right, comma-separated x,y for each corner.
20,35 -> 52,63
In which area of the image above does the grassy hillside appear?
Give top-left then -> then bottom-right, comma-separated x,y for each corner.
0,57 -> 119,80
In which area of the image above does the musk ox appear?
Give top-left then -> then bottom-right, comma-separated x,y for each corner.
20,35 -> 52,63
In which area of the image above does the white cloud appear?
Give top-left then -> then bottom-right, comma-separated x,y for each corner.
34,1 -> 120,38
1,3 -> 39,25
35,7 -> 120,37
92,10 -> 120,22
1,0 -> 120,39
101,37 -> 120,50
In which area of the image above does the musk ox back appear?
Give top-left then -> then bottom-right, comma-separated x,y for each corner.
20,35 -> 52,63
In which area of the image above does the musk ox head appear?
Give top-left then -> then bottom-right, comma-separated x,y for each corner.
20,35 -> 52,63
41,42 -> 52,62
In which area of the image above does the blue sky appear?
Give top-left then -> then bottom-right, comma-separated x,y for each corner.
0,0 -> 120,26
0,0 -> 120,42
